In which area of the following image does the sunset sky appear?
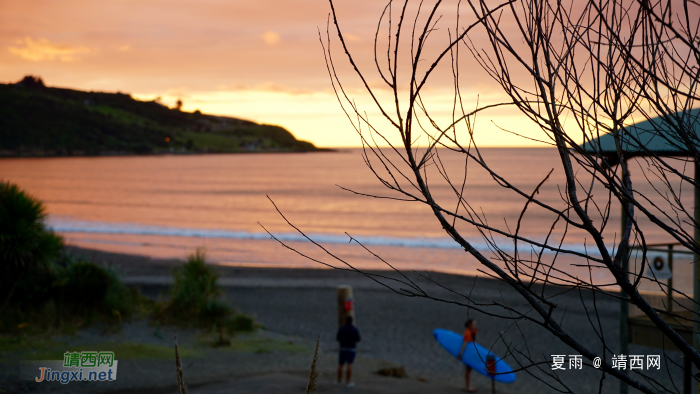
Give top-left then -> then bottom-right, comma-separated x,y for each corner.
0,0 -> 556,147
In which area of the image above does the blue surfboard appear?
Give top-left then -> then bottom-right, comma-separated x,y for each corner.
433,329 -> 516,383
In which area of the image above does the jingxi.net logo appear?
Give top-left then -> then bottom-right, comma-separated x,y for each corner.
21,351 -> 118,384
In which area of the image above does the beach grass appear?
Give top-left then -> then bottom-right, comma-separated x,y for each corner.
6,341 -> 202,361
222,334 -> 307,354
0,322 -> 295,365
0,331 -> 214,362
151,249 -> 258,344
0,335 -> 68,362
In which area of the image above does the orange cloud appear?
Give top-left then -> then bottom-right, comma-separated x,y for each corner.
344,33 -> 361,42
261,31 -> 280,45
7,37 -> 90,62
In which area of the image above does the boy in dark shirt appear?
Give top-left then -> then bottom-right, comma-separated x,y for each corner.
336,316 -> 361,387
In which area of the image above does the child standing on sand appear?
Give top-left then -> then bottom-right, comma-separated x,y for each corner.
458,319 -> 478,392
336,316 -> 361,387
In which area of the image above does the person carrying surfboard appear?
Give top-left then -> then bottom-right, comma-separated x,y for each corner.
458,319 -> 478,392
336,316 -> 361,387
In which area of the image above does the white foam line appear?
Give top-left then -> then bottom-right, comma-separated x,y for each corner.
47,218 -> 606,256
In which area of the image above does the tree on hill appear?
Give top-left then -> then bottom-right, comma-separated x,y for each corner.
16,75 -> 45,89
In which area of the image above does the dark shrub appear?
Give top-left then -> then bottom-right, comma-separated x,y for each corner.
201,300 -> 229,323
0,182 -> 62,315
227,314 -> 255,333
103,266 -> 139,319
0,183 -> 142,332
60,260 -> 110,308
1,252 -> 142,332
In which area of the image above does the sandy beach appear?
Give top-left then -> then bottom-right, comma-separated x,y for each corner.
1,246 -> 692,394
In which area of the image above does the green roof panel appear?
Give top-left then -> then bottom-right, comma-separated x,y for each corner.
580,108 -> 700,158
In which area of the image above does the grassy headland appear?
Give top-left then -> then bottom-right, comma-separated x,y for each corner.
0,76 -> 318,156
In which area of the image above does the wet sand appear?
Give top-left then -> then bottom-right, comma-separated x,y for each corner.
5,246 -> 691,393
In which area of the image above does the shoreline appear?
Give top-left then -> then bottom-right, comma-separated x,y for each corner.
0,146 -> 558,159
0,148 -> 341,159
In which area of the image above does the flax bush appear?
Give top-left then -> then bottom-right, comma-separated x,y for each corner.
153,249 -> 255,335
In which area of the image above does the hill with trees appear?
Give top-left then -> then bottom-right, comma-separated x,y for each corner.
0,76 -> 318,156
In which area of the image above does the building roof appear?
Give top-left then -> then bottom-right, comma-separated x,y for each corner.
579,108 -> 700,164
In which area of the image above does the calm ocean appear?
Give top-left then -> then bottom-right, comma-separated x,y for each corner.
1,148 -> 693,288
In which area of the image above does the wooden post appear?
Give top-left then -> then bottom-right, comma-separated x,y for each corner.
337,286 -> 355,327
667,245 -> 673,313
620,191 -> 629,394
690,161 -> 700,394
694,161 -> 699,352
486,354 -> 496,394
684,355 -> 691,394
